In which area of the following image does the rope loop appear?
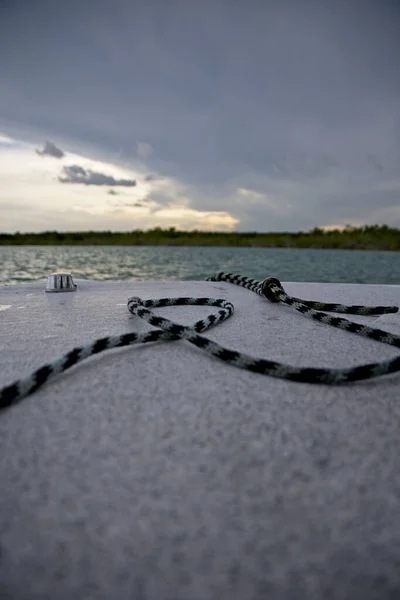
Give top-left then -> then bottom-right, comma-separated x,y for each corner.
1,271 -> 399,409
261,277 -> 285,302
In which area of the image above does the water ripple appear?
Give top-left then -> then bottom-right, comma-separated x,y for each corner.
0,245 -> 399,285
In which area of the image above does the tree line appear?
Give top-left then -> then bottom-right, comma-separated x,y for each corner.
0,225 -> 399,250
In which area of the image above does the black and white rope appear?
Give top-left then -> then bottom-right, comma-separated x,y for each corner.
0,297 -> 233,410
1,272 -> 399,410
207,272 -> 399,315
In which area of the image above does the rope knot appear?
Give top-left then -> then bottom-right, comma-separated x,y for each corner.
127,296 -> 144,314
261,277 -> 285,302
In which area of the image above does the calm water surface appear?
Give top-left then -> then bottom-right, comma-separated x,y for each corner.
0,245 -> 399,285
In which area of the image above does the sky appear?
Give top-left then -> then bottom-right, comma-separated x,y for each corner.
0,0 -> 399,233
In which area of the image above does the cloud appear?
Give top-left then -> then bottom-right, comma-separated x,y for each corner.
36,140 -> 65,159
0,140 -> 238,232
0,133 -> 14,145
137,142 -> 153,160
1,0 -> 400,231
59,164 -> 137,187
110,199 -> 149,209
366,154 -> 384,174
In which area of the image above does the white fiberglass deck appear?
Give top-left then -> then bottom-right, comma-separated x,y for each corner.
0,278 -> 400,599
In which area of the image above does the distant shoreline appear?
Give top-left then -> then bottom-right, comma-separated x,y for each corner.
0,225 -> 399,251
0,243 -> 398,252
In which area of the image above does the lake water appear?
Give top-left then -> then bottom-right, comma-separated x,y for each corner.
0,245 -> 399,285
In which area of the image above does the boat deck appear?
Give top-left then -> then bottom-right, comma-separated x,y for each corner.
1,279 -> 400,599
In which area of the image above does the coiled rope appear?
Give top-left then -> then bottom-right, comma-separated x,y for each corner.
1,272 -> 399,410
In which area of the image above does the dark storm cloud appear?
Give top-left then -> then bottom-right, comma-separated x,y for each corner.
59,164 -> 136,187
366,154 -> 384,174
123,200 -> 149,207
110,199 -> 149,209
36,140 -> 64,159
1,0 -> 400,229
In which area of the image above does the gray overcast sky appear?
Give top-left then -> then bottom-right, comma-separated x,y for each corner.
0,0 -> 399,232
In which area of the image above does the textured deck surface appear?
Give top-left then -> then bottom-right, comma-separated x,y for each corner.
1,279 -> 400,600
